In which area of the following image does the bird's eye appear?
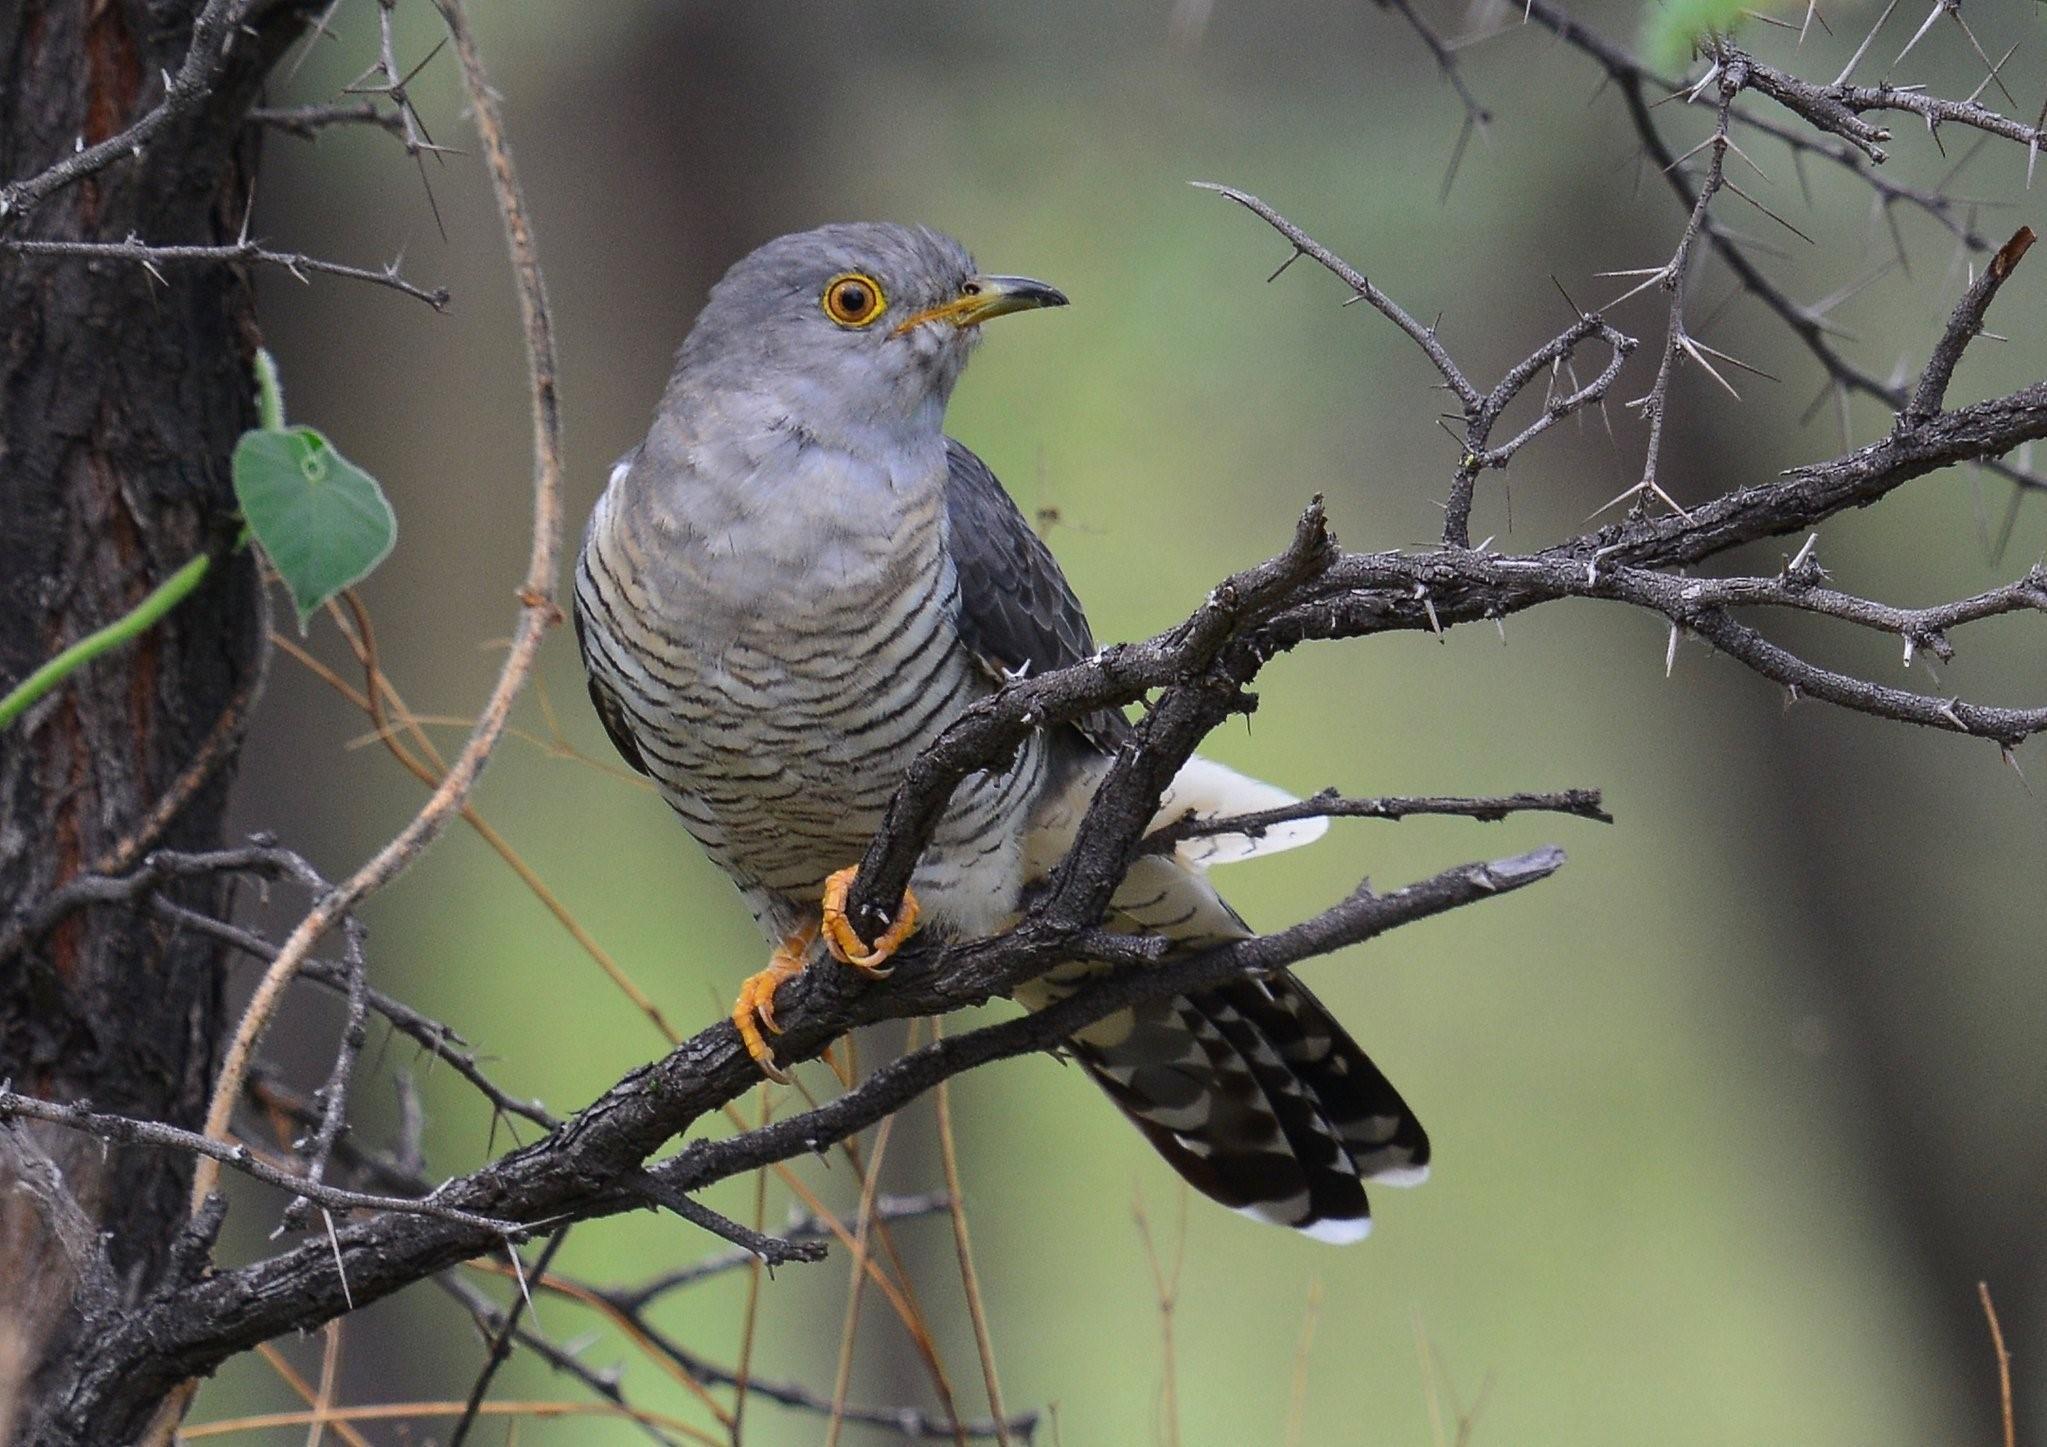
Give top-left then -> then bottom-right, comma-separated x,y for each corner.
822,273 -> 886,328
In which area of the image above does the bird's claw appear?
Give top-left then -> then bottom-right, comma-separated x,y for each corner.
819,865 -> 920,977
731,928 -> 813,1083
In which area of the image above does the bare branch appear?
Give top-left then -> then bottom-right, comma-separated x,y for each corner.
0,0 -> 243,225
1145,787 -> 1612,854
433,1272 -> 685,1447
2,843 -> 556,1130
1197,186 -> 1635,545
0,1089 -> 528,1238
246,101 -> 408,141
1905,226 -> 2037,425
608,1193 -> 955,1311
1,236 -> 450,309
1194,183 -> 1484,409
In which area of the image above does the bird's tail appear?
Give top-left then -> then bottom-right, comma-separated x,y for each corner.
1016,753 -> 1426,1239
1014,847 -> 1428,1242
1063,970 -> 1427,1242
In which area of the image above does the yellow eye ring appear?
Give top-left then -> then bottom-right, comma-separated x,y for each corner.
822,272 -> 887,328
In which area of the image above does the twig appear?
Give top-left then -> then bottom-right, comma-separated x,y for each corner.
607,1192 -> 954,1309
1194,183 -> 1482,408
1196,185 -> 1634,545
518,1263 -> 1036,1443
434,1272 -> 685,1447
1131,1187 -> 1186,1447
0,0 -> 242,224
625,1173 -> 827,1268
247,101 -> 408,140
1144,787 -> 1611,853
0,1088 -> 526,1237
3,842 -> 555,1128
447,1231 -> 571,1447
1978,1282 -> 2016,1447
279,915 -> 373,1233
252,1341 -> 373,1447
181,1399 -> 715,1441
933,1021 -> 1012,1447
1904,226 -> 2036,425
825,1112 -> 902,1447
1621,53 -> 1747,520
1,236 -> 450,310
1284,1280 -> 1323,1447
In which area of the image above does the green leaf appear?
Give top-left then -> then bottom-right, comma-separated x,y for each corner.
232,426 -> 397,630
1641,0 -> 1750,71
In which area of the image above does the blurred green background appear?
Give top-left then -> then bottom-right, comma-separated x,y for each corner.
204,0 -> 2045,1441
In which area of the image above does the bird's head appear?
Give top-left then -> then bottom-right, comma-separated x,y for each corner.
670,222 -> 1067,448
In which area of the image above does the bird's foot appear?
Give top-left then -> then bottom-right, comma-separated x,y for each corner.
732,924 -> 816,1083
819,865 -> 920,977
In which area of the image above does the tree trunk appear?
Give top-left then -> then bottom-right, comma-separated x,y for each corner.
0,3 -> 298,1439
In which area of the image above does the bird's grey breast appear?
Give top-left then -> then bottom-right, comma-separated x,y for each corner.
577,424 -> 1038,927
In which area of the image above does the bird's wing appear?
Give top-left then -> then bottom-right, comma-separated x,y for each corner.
942,437 -> 1130,751
573,447 -> 652,778
574,597 -> 651,779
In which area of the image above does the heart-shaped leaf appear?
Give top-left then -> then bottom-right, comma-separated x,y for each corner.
232,426 -> 396,630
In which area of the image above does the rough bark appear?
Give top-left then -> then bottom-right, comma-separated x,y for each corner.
0,2 -> 296,1438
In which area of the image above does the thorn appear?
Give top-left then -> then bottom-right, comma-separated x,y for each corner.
1665,621 -> 1680,677
1677,333 -> 1743,399
322,1209 -> 354,1311
507,1242 -> 536,1322
1891,1 -> 1943,67
1834,0 -> 1898,86
1964,42 -> 2021,109
1415,583 -> 1444,639
1689,332 -> 1780,386
1789,532 -> 1820,572
1267,247 -> 1305,284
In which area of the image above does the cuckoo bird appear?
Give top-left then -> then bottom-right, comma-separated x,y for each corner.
574,223 -> 1427,1240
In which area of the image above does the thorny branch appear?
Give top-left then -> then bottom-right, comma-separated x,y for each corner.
486,1260 -> 1042,1444
246,99 -> 408,140
0,235 -> 450,309
1144,787 -> 1613,855
1196,184 -> 1638,549
0,1088 -> 528,1238
0,0 -> 245,224
12,0 -> 2047,1442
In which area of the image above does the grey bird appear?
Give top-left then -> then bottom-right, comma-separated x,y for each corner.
574,222 -> 1428,1240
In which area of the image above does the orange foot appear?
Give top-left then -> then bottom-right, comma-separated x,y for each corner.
732,923 -> 815,1083
819,865 -> 920,977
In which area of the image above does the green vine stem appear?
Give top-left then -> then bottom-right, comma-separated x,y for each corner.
0,349 -> 277,730
0,551 -> 217,728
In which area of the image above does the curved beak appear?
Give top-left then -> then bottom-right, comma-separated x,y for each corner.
893,274 -> 1069,335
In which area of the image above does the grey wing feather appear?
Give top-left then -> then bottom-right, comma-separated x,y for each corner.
942,438 -> 1128,751
573,593 -> 651,778
573,446 -> 651,778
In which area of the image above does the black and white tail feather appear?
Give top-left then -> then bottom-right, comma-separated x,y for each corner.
1015,758 -> 1429,1244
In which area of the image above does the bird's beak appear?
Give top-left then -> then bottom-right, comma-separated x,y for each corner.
893,275 -> 1069,335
